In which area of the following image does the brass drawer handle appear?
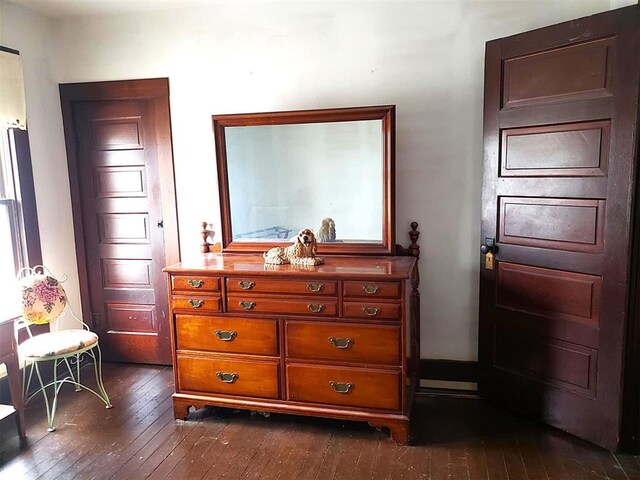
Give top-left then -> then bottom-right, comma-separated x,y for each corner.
307,283 -> 324,292
307,303 -> 325,313
362,285 -> 379,295
187,279 -> 204,288
214,330 -> 237,341
239,301 -> 256,310
238,281 -> 255,290
216,372 -> 239,383
328,337 -> 353,349
362,306 -> 380,316
188,299 -> 204,308
329,381 -> 353,394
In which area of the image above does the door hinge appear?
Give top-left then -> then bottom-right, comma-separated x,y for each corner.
91,312 -> 101,328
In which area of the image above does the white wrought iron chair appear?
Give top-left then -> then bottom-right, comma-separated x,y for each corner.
16,265 -> 112,432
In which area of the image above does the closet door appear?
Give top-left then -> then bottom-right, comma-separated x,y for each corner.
479,6 -> 640,450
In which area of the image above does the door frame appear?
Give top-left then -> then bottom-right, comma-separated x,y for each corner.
59,78 -> 180,333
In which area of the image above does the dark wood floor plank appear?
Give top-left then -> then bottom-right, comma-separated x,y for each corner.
3,364 -> 640,480
518,436 -> 549,480
502,440 -> 528,480
148,413 -> 229,480
198,416 -> 275,480
1,363 -> 161,479
34,366 -> 170,480
371,439 -> 399,480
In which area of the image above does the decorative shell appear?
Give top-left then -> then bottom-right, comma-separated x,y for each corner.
20,274 -> 67,325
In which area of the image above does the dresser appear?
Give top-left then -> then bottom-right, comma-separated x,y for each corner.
164,252 -> 419,443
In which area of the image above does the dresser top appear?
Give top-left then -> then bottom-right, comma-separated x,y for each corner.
164,253 -> 416,280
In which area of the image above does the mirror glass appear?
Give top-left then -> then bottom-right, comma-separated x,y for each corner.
225,120 -> 384,244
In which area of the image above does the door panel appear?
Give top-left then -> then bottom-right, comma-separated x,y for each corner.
479,6 -> 640,449
61,79 -> 177,366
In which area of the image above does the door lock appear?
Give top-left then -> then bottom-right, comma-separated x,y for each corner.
480,238 -> 498,270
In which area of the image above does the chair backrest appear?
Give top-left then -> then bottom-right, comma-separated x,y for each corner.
17,266 -> 68,326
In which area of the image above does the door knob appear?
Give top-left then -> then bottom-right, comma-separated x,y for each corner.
480,238 -> 498,254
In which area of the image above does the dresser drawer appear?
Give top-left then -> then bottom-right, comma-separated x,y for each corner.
171,275 -> 220,293
172,295 -> 221,313
228,277 -> 337,296
177,355 -> 279,399
227,295 -> 337,317
286,364 -> 401,410
343,281 -> 400,299
286,321 -> 401,365
176,315 -> 278,356
343,302 -> 401,321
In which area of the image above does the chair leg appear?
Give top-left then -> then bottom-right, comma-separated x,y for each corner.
76,353 -> 82,391
32,362 -> 56,432
92,345 -> 112,409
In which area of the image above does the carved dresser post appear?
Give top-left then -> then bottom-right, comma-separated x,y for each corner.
200,222 -> 210,253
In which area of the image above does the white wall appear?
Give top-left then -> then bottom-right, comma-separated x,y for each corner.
2,0 -> 614,359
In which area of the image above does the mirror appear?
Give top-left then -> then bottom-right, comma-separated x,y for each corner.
214,106 -> 395,255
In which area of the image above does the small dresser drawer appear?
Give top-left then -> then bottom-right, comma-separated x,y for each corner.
176,315 -> 278,356
286,321 -> 401,365
287,364 -> 401,410
343,302 -> 401,321
172,296 -> 221,313
343,281 -> 400,299
227,295 -> 337,317
228,278 -> 337,296
171,275 -> 220,293
177,355 -> 279,399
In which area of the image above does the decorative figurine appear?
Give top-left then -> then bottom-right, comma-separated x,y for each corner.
315,217 -> 336,243
263,228 -> 324,266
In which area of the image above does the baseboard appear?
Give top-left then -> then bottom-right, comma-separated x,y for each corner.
420,359 -> 478,383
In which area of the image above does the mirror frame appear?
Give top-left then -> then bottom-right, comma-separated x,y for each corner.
213,105 -> 395,255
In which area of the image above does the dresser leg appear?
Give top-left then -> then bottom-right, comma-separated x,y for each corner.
173,399 -> 191,420
368,418 -> 410,445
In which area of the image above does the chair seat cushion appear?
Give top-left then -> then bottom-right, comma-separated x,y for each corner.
20,329 -> 98,359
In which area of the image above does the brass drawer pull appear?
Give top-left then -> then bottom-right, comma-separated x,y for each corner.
307,283 -> 324,292
307,303 -> 325,313
328,337 -> 353,349
239,301 -> 256,310
214,330 -> 237,341
362,306 -> 380,316
187,279 -> 204,288
362,285 -> 379,295
216,372 -> 239,383
329,381 -> 353,394
188,299 -> 204,308
238,281 -> 255,290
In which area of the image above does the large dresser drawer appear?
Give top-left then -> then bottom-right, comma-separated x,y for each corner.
172,295 -> 221,313
343,302 -> 401,321
227,295 -> 337,317
171,275 -> 220,293
286,364 -> 401,410
177,355 -> 279,399
285,321 -> 401,365
343,281 -> 401,299
228,277 -> 337,296
176,315 -> 278,356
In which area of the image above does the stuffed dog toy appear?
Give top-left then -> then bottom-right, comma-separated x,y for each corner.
263,228 -> 324,266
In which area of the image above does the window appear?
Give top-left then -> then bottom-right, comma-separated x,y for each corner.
0,129 -> 28,319
0,47 -> 39,321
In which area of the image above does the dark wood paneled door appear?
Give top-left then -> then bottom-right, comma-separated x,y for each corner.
479,6 -> 640,450
61,79 -> 179,365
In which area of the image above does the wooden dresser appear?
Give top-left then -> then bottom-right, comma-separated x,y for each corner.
164,252 -> 419,443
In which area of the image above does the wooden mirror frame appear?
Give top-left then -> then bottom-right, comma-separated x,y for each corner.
213,105 -> 396,255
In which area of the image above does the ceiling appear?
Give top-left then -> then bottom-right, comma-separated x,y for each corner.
5,0 -> 222,18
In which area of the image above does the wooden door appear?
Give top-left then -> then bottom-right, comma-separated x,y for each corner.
61,79 -> 179,365
479,6 -> 640,450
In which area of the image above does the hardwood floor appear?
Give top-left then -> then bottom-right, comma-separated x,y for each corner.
0,363 -> 638,479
